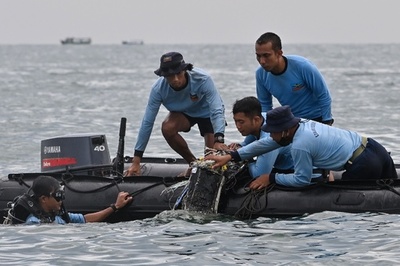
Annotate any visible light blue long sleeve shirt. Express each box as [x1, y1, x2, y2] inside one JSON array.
[[25, 213, 86, 224], [235, 136, 281, 160], [240, 131, 293, 178], [256, 55, 332, 122], [274, 120, 361, 187], [234, 120, 361, 187], [135, 67, 225, 154]]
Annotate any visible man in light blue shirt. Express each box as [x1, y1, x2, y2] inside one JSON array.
[[227, 96, 293, 185], [125, 52, 227, 176], [255, 32, 333, 125], [206, 106, 398, 188]]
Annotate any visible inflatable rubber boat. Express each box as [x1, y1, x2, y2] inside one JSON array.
[[1, 118, 400, 223]]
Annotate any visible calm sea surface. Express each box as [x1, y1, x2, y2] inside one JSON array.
[[0, 44, 400, 265]]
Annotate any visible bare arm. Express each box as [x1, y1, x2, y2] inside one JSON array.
[[84, 192, 133, 222], [124, 156, 142, 176]]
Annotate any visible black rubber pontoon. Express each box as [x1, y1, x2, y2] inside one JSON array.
[[1, 117, 400, 223]]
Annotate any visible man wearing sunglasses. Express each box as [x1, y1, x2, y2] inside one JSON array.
[[6, 175, 132, 224], [125, 52, 227, 177]]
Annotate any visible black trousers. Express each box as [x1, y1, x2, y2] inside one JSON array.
[[343, 138, 398, 180]]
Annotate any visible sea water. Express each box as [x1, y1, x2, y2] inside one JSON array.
[[0, 44, 400, 265]]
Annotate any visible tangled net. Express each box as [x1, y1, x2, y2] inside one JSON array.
[[190, 147, 245, 179]]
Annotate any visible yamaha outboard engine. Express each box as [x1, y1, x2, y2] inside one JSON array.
[[41, 134, 112, 175]]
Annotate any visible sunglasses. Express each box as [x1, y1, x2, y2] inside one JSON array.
[[50, 189, 65, 202]]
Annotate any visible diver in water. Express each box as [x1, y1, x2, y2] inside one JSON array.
[[4, 175, 132, 225]]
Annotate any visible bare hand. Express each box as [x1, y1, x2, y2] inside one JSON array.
[[114, 191, 133, 209], [249, 174, 270, 190], [204, 154, 231, 169], [124, 161, 141, 177], [213, 142, 229, 151], [227, 143, 241, 151]]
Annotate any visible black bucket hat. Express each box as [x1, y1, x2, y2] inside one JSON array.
[[154, 52, 191, 77], [261, 105, 300, 133]]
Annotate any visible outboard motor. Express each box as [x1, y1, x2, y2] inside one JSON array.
[[41, 134, 111, 175]]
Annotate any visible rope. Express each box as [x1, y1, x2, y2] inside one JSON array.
[[375, 179, 400, 197], [60, 173, 123, 194], [234, 184, 275, 219], [129, 181, 165, 197]]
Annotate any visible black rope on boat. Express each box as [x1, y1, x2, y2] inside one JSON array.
[[61, 173, 184, 196], [10, 172, 185, 199], [10, 174, 32, 189], [375, 179, 400, 197], [129, 182, 164, 197], [60, 164, 116, 175], [234, 184, 275, 220], [127, 175, 187, 197], [311, 178, 400, 192], [60, 173, 124, 194]]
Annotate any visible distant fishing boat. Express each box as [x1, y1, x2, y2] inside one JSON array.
[[122, 39, 144, 45], [60, 37, 91, 45]]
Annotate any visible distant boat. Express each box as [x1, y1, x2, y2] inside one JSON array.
[[122, 39, 144, 45], [61, 37, 91, 45]]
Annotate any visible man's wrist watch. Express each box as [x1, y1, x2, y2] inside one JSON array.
[[214, 135, 224, 143], [110, 203, 118, 212]]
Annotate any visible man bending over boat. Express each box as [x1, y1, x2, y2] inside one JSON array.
[[5, 175, 132, 224], [125, 52, 227, 176], [227, 96, 293, 187], [206, 106, 398, 188]]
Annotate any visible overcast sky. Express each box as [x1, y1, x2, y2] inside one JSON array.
[[1, 0, 399, 45]]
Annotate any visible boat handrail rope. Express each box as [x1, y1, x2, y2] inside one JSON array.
[[60, 173, 123, 194], [60, 173, 183, 195], [127, 175, 186, 198], [129, 182, 164, 197], [7, 173, 126, 199], [311, 179, 400, 191], [12, 174, 31, 189], [52, 164, 115, 174]]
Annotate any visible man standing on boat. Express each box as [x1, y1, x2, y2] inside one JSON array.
[[255, 32, 334, 125], [125, 52, 227, 176]]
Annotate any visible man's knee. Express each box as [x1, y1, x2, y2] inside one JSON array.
[[162, 122, 177, 137], [162, 120, 190, 138]]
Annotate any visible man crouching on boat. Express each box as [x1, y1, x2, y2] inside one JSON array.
[[5, 175, 132, 225], [125, 52, 227, 176], [206, 105, 398, 189]]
